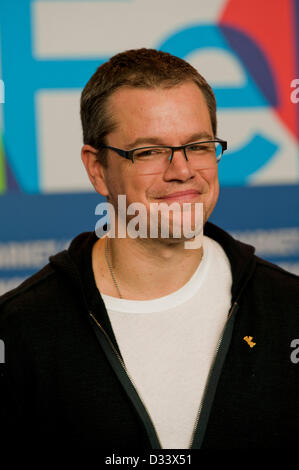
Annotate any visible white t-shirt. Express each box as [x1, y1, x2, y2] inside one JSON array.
[[101, 235, 232, 449]]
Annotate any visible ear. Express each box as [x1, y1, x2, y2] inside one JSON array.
[[81, 144, 109, 196]]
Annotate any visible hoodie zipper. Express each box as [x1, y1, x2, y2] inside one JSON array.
[[188, 301, 239, 448], [89, 311, 162, 449], [188, 327, 225, 448], [89, 301, 239, 450]]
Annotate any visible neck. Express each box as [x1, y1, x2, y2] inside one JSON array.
[[92, 234, 204, 300]]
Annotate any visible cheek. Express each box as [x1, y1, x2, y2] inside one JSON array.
[[207, 168, 219, 203], [208, 167, 219, 191], [199, 167, 219, 214], [105, 162, 130, 197], [111, 173, 150, 208], [199, 166, 218, 182], [196, 167, 219, 196]]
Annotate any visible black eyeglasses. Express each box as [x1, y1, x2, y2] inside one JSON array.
[[97, 139, 227, 175]]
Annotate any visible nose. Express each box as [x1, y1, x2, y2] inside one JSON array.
[[163, 148, 195, 181]]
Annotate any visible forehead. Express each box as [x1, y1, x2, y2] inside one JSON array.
[[107, 82, 213, 145]]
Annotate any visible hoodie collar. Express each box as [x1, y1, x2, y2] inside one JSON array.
[[204, 222, 256, 301], [49, 222, 257, 353], [50, 221, 257, 310]]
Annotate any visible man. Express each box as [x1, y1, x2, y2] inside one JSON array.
[[1, 48, 299, 451]]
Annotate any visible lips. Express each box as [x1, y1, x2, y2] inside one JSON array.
[[159, 190, 201, 200]]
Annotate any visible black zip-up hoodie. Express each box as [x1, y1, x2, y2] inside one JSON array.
[[1, 221, 299, 451]]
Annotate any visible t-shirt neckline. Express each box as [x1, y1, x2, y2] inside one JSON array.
[[101, 236, 211, 313]]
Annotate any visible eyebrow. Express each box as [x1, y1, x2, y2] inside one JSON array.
[[126, 132, 214, 149]]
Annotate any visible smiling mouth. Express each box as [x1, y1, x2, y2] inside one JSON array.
[[158, 190, 202, 201]]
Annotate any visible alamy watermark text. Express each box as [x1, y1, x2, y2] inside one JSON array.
[[95, 195, 204, 249]]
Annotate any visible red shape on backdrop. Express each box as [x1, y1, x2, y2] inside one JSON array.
[[219, 0, 298, 140]]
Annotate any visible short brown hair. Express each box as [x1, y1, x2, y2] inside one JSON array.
[[80, 48, 217, 166]]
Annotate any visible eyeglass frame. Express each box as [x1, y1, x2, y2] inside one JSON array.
[[97, 138, 228, 164]]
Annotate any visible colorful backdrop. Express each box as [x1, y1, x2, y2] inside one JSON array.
[[0, 0, 298, 294]]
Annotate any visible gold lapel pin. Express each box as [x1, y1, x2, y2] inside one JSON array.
[[243, 336, 256, 348]]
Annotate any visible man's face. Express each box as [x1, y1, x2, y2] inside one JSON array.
[[101, 81, 220, 239]]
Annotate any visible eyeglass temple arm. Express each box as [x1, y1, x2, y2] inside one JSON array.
[[99, 145, 132, 160]]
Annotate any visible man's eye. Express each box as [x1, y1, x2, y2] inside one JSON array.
[[137, 150, 156, 157], [134, 148, 166, 157], [189, 145, 206, 151], [188, 144, 213, 152]]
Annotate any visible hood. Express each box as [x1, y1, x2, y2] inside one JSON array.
[[49, 221, 257, 308], [48, 222, 257, 358], [204, 222, 256, 302], [49, 231, 98, 313]]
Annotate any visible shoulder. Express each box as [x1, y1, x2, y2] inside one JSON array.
[[254, 255, 299, 293], [255, 255, 299, 278], [0, 256, 68, 331], [0, 230, 96, 325], [205, 222, 299, 309]]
